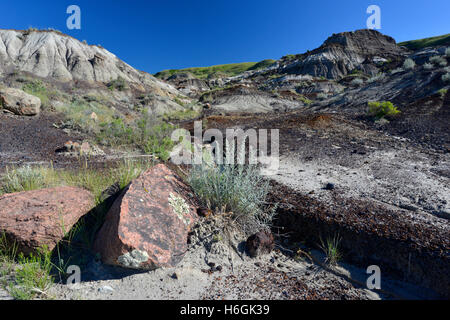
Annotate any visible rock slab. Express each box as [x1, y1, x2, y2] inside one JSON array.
[[93, 164, 198, 269], [0, 186, 94, 254], [0, 87, 41, 116]]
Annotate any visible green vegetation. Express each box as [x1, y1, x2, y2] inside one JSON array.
[[154, 59, 276, 80], [438, 88, 448, 97], [403, 58, 416, 70], [443, 73, 450, 83], [398, 33, 450, 50], [429, 55, 448, 67], [52, 99, 178, 161], [188, 142, 274, 235], [368, 101, 401, 120], [97, 109, 177, 161], [22, 80, 59, 108], [107, 76, 128, 91], [54, 99, 116, 134], [0, 233, 53, 300], [0, 159, 152, 203], [162, 107, 201, 121], [319, 234, 342, 266]]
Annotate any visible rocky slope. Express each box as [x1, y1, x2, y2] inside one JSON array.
[[0, 28, 188, 116]]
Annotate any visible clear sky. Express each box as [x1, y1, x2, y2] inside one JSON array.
[[1, 0, 449, 74]]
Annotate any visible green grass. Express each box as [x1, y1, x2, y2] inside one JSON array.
[[398, 33, 450, 50], [319, 234, 342, 266], [0, 159, 153, 202], [0, 234, 53, 300], [154, 59, 276, 80], [22, 80, 60, 109]]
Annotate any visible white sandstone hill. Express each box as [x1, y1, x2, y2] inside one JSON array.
[[0, 29, 177, 93]]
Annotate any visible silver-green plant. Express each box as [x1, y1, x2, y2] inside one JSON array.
[[188, 140, 273, 234], [403, 58, 415, 70]]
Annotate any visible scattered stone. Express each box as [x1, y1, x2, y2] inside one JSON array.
[[56, 140, 104, 157], [98, 285, 114, 294], [325, 183, 335, 190], [0, 186, 94, 254], [0, 87, 41, 116], [246, 230, 275, 258], [93, 164, 198, 270]]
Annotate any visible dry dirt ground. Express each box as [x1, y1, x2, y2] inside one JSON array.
[[0, 110, 448, 299]]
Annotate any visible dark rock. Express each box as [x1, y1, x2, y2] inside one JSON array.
[[246, 230, 275, 258], [325, 183, 335, 190]]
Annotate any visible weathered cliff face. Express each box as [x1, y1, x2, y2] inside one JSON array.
[[0, 29, 178, 94], [283, 29, 408, 79]]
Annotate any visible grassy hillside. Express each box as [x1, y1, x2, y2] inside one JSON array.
[[398, 33, 450, 50], [154, 59, 276, 80]]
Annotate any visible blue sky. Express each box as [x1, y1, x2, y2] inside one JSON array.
[[1, 0, 449, 74]]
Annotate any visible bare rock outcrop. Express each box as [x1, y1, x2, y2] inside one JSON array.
[[93, 164, 198, 270], [0, 186, 95, 254], [0, 87, 41, 116], [0, 29, 179, 96], [283, 29, 408, 79]]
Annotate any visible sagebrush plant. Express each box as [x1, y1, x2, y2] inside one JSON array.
[[0, 165, 57, 194], [429, 55, 448, 67], [423, 62, 434, 70], [442, 73, 450, 83], [319, 234, 342, 266], [188, 141, 274, 234], [351, 78, 364, 86], [368, 101, 400, 120], [107, 76, 128, 91], [403, 58, 416, 70], [367, 73, 385, 83]]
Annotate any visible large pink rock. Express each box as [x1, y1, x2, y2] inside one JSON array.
[[0, 186, 95, 254], [93, 164, 198, 269]]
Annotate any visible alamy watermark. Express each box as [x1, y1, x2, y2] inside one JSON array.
[[66, 5, 81, 30], [366, 265, 381, 290], [366, 5, 381, 30], [169, 121, 280, 176]]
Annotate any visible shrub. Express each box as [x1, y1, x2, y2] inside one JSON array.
[[0, 166, 57, 194], [367, 73, 386, 83], [188, 142, 273, 235], [390, 68, 403, 74], [423, 63, 434, 70], [446, 47, 450, 57], [351, 78, 364, 86], [368, 101, 400, 119], [403, 58, 415, 70], [316, 92, 327, 100], [107, 76, 128, 91], [442, 73, 450, 83], [429, 55, 448, 67]]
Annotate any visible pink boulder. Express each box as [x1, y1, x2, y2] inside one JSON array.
[[0, 186, 95, 254], [93, 164, 198, 269]]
